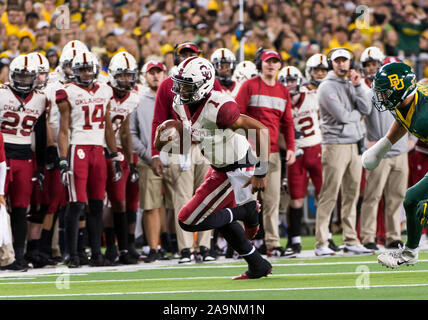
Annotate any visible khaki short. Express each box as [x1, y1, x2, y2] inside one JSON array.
[[137, 161, 174, 211]]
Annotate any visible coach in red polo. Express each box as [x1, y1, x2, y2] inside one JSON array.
[[235, 49, 295, 257]]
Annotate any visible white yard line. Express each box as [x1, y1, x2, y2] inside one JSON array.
[[1, 269, 428, 285], [2, 283, 428, 299]]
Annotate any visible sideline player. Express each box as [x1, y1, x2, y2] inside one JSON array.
[[103, 51, 140, 265], [278, 65, 323, 257], [56, 51, 121, 268]]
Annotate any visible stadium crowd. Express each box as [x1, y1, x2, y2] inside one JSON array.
[[0, 0, 428, 273]]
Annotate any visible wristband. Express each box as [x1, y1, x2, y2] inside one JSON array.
[[254, 161, 268, 178], [59, 157, 68, 169]]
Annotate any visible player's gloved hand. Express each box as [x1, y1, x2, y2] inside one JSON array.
[[58, 157, 72, 187], [129, 163, 139, 183], [362, 137, 392, 170], [111, 152, 123, 182], [33, 168, 45, 191], [46, 146, 59, 170]]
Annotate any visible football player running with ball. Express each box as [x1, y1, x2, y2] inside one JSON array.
[[363, 62, 428, 268], [155, 56, 272, 279]]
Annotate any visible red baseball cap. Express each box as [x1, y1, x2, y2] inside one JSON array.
[[144, 61, 166, 72], [175, 42, 199, 55], [261, 50, 281, 62]]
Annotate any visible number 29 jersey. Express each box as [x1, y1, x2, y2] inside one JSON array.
[[0, 84, 47, 145], [56, 82, 113, 146]]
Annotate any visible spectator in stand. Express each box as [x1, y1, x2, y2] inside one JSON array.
[[314, 47, 372, 256], [235, 48, 295, 257]]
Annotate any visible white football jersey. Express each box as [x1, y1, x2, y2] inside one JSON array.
[[58, 82, 113, 146], [219, 80, 241, 98], [0, 84, 47, 145], [45, 80, 66, 143], [110, 89, 139, 148], [292, 87, 322, 148], [173, 91, 250, 167]]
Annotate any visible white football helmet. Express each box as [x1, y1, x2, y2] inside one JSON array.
[[305, 53, 329, 86], [72, 51, 100, 86], [62, 40, 88, 54], [59, 45, 90, 81], [278, 66, 304, 96], [9, 54, 38, 93], [360, 46, 385, 66], [172, 56, 215, 104], [108, 51, 138, 91], [210, 48, 236, 84], [27, 52, 50, 89], [232, 60, 258, 82]]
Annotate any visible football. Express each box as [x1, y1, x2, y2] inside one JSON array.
[[154, 119, 186, 154]]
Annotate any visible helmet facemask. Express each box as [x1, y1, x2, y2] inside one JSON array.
[[72, 62, 99, 86], [11, 69, 37, 93], [172, 76, 205, 104], [112, 69, 137, 92]]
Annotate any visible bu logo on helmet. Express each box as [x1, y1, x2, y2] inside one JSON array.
[[388, 74, 404, 90], [200, 65, 212, 80]]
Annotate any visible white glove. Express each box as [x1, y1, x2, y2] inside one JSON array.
[[362, 137, 392, 170]]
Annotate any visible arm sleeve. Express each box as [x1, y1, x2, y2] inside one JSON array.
[[34, 111, 47, 168], [318, 87, 362, 123], [234, 80, 251, 114], [281, 89, 295, 152], [151, 80, 173, 158], [216, 101, 241, 129], [130, 109, 150, 163]]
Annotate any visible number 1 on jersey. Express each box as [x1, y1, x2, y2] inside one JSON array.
[[82, 104, 104, 130]]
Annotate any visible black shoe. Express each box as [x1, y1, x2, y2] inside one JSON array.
[[178, 248, 192, 264], [197, 246, 216, 262], [267, 247, 285, 257], [233, 259, 272, 280], [26, 252, 49, 268], [284, 243, 302, 257], [119, 251, 138, 265], [386, 240, 404, 249], [68, 255, 80, 268], [127, 242, 141, 260], [328, 239, 340, 252], [1, 260, 28, 272], [78, 251, 89, 265], [144, 249, 158, 263], [89, 254, 104, 267], [157, 248, 170, 260], [104, 246, 118, 265], [364, 242, 379, 251]]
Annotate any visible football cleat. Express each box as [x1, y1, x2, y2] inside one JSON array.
[[378, 245, 418, 269], [232, 259, 272, 280]]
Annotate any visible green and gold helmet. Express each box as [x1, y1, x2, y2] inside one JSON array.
[[371, 62, 417, 112]]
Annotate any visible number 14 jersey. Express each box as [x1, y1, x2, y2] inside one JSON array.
[[56, 82, 113, 146]]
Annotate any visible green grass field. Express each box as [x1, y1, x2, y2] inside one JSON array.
[[1, 235, 427, 301]]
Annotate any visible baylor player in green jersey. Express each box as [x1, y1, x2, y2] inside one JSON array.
[[362, 62, 428, 268]]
